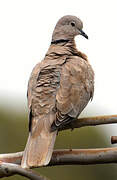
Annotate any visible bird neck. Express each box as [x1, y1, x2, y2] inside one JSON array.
[[51, 39, 69, 45], [47, 39, 78, 56], [46, 39, 88, 61]]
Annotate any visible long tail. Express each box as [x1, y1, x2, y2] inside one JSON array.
[[21, 128, 57, 168]]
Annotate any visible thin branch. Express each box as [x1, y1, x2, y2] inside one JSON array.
[[0, 151, 22, 165], [0, 162, 49, 179], [59, 114, 117, 131], [1, 148, 117, 167], [0, 114, 117, 178], [50, 148, 117, 166]]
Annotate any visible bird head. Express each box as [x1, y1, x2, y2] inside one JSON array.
[[52, 15, 88, 43]]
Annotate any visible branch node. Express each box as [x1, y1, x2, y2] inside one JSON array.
[[111, 136, 117, 144]]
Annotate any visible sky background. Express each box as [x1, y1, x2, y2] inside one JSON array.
[[0, 0, 117, 135]]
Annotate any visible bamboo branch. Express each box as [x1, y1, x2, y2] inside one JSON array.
[[0, 162, 49, 180]]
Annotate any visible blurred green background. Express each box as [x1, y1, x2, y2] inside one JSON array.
[[0, 102, 117, 180]]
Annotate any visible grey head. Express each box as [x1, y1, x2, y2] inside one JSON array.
[[52, 15, 88, 43]]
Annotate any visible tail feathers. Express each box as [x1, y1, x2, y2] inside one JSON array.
[[21, 131, 57, 168]]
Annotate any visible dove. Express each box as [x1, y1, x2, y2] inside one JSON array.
[[21, 15, 94, 168]]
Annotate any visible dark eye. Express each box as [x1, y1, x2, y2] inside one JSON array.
[[71, 22, 75, 27]]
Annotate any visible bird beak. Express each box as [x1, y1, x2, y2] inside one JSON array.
[[79, 29, 88, 39]]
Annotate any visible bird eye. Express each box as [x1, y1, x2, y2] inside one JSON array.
[[71, 22, 75, 27]]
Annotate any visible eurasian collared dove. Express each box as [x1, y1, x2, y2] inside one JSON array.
[[21, 15, 94, 168]]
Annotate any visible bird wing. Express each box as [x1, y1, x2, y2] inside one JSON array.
[[27, 57, 67, 132], [51, 56, 94, 131], [27, 62, 42, 131]]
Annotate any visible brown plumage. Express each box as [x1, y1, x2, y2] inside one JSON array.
[[21, 15, 94, 168]]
